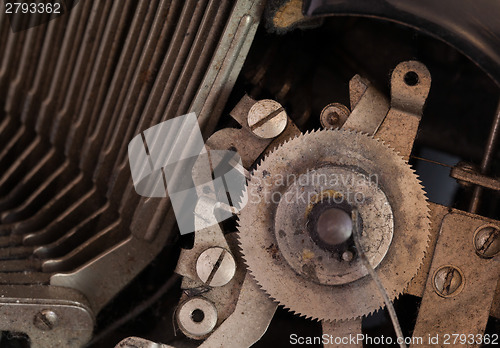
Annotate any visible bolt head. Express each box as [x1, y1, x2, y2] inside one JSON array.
[[320, 103, 350, 128], [433, 265, 464, 297], [474, 224, 500, 258], [33, 310, 58, 331], [196, 247, 236, 287], [248, 99, 287, 139]]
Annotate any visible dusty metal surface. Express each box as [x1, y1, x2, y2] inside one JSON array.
[[412, 211, 500, 347], [406, 203, 449, 298], [469, 101, 500, 212], [273, 165, 394, 285], [343, 75, 390, 135], [172, 93, 294, 342], [451, 162, 500, 192], [0, 285, 94, 348], [247, 99, 288, 138], [49, 0, 263, 314], [238, 128, 430, 321], [322, 319, 362, 348], [375, 61, 431, 160], [3, 2, 498, 341], [0, 0, 267, 344], [197, 273, 277, 348], [167, 94, 299, 346], [115, 337, 170, 348]]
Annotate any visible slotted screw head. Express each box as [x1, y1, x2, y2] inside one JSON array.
[[247, 99, 287, 139], [474, 224, 500, 258], [433, 265, 464, 297], [196, 247, 236, 287], [33, 310, 58, 331]]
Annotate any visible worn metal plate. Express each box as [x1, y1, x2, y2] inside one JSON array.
[[412, 211, 500, 347]]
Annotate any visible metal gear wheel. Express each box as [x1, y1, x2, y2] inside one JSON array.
[[237, 129, 430, 321]]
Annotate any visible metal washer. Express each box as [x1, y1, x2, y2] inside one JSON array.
[[177, 297, 218, 338], [274, 165, 394, 285]]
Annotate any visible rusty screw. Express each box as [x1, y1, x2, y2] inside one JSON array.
[[320, 103, 350, 129], [196, 247, 236, 287], [247, 99, 287, 139], [474, 224, 500, 258], [33, 309, 58, 331], [342, 250, 354, 262], [433, 265, 464, 297]]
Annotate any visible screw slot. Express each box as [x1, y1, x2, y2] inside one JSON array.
[[404, 71, 419, 86], [247, 99, 287, 139], [33, 310, 58, 331], [433, 265, 464, 297], [196, 247, 236, 287], [474, 224, 500, 258]]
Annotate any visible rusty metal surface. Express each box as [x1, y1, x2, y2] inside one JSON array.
[[451, 162, 500, 192], [406, 203, 449, 298], [2, 0, 498, 342], [0, 0, 266, 344], [322, 319, 362, 348], [238, 128, 430, 321], [412, 211, 500, 347], [173, 93, 292, 340], [343, 76, 389, 135], [375, 61, 431, 160], [170, 94, 298, 346], [197, 273, 277, 348], [320, 103, 351, 129], [469, 100, 500, 212], [0, 285, 94, 348], [116, 337, 170, 348]]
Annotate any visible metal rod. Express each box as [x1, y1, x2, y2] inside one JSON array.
[[410, 155, 453, 168], [351, 209, 407, 348], [469, 100, 500, 213]]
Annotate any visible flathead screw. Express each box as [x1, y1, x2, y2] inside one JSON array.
[[33, 310, 58, 331], [433, 265, 464, 297], [196, 247, 236, 287], [248, 99, 287, 139], [474, 224, 500, 258]]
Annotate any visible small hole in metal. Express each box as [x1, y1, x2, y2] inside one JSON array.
[[404, 71, 419, 86], [191, 309, 205, 323]]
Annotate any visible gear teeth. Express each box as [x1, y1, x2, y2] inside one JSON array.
[[237, 129, 431, 322], [265, 131, 303, 159]]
